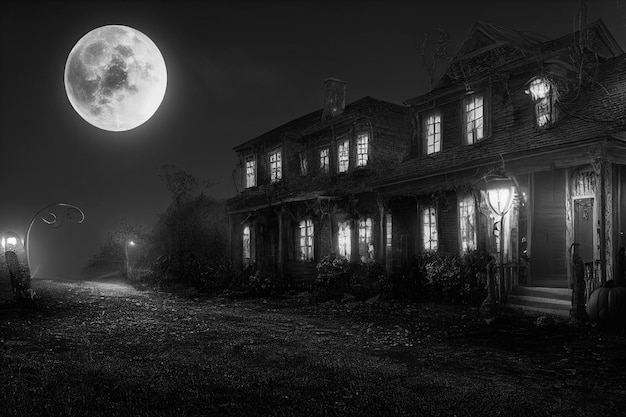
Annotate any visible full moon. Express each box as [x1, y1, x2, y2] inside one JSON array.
[[64, 25, 167, 132]]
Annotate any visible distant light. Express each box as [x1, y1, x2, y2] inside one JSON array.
[[128, 241, 136, 246]]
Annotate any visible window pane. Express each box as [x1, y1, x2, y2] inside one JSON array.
[[357, 133, 369, 167], [338, 140, 349, 172]]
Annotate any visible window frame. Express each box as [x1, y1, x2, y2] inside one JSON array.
[[423, 111, 442, 155], [298, 218, 314, 261], [244, 154, 256, 188], [356, 132, 369, 167], [243, 225, 251, 265], [463, 92, 488, 145], [458, 195, 477, 253], [358, 217, 374, 262], [268, 148, 282, 183], [527, 77, 556, 128], [337, 139, 350, 173], [421, 206, 438, 251], [337, 220, 351, 259], [319, 146, 330, 174]]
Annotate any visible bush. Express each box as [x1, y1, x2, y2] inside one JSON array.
[[404, 249, 493, 305], [313, 254, 351, 298], [313, 255, 390, 301], [347, 261, 390, 300], [226, 264, 287, 298]]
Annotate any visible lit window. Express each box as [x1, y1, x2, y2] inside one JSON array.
[[385, 213, 392, 270], [299, 153, 308, 176], [320, 148, 330, 174], [422, 206, 438, 250], [358, 217, 374, 262], [245, 155, 256, 188], [465, 94, 484, 144], [338, 140, 349, 173], [459, 196, 476, 252], [243, 226, 251, 264], [386, 213, 392, 248], [298, 219, 314, 261], [356, 133, 369, 167], [528, 78, 555, 127], [337, 220, 351, 259], [269, 150, 282, 183], [424, 112, 441, 154]]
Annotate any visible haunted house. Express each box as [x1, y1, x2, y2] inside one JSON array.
[[373, 20, 626, 316], [227, 79, 412, 284]]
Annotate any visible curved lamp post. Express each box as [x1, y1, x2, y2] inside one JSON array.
[[24, 203, 85, 274]]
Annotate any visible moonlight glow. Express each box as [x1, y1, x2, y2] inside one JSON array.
[[64, 25, 167, 132]]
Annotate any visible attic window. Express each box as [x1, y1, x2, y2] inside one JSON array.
[[527, 78, 555, 127]]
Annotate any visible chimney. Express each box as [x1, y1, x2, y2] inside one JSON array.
[[322, 78, 347, 121]]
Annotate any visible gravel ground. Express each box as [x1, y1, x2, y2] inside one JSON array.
[[1, 277, 625, 416]]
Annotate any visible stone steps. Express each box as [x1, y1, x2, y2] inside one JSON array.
[[503, 286, 572, 318]]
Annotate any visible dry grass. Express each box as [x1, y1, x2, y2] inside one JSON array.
[[1, 278, 625, 416]]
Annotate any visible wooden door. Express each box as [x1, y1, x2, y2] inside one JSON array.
[[530, 170, 568, 287]]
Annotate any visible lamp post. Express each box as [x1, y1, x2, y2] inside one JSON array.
[[25, 203, 85, 275], [125, 240, 136, 277], [480, 177, 516, 313]]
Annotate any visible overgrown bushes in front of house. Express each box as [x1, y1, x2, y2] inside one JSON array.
[[313, 254, 389, 301], [225, 264, 288, 298], [311, 250, 492, 304], [418, 249, 494, 305]]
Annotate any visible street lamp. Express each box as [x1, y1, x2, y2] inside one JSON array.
[[125, 240, 136, 277], [479, 176, 516, 313]]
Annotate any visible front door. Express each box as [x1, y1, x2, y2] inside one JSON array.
[[530, 169, 568, 287], [573, 198, 594, 264]]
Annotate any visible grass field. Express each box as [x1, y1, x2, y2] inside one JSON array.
[[1, 278, 626, 416]]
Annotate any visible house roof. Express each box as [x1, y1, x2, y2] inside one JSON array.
[[408, 19, 623, 105], [375, 53, 626, 193], [232, 96, 406, 152]]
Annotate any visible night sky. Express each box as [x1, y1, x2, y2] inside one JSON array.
[[1, 0, 624, 278]]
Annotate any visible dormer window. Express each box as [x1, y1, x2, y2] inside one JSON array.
[[269, 149, 282, 183], [356, 133, 369, 167], [464, 93, 485, 144], [245, 155, 256, 188], [424, 112, 441, 154], [338, 139, 349, 173], [527, 78, 556, 127]]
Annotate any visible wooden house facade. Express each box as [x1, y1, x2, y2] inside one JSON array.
[[373, 20, 626, 315], [227, 79, 412, 284]]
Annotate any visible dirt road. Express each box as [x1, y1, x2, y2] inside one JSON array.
[[1, 278, 625, 416]]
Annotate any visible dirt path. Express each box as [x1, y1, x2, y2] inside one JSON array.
[[1, 278, 626, 416]]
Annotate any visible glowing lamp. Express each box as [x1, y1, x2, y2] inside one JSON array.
[[485, 177, 515, 217]]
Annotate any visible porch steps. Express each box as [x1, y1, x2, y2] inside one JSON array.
[[503, 287, 572, 318]]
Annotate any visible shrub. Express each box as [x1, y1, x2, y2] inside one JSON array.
[[226, 264, 287, 298], [347, 261, 390, 300], [314, 254, 351, 297], [408, 249, 493, 304]]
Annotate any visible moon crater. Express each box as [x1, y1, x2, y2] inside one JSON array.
[[64, 25, 167, 132]]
